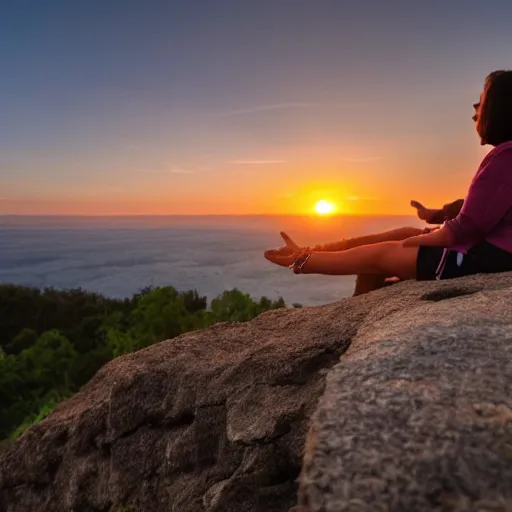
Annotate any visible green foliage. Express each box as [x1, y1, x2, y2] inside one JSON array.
[[9, 398, 59, 441], [0, 329, 76, 439], [0, 284, 286, 440], [7, 328, 38, 353], [210, 289, 285, 323]]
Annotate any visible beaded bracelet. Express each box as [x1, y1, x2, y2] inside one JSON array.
[[290, 250, 313, 274]]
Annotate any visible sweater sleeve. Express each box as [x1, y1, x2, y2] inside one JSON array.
[[444, 148, 512, 245]]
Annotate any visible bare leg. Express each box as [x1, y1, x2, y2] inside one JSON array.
[[343, 227, 423, 249], [277, 227, 425, 295], [303, 242, 419, 281], [316, 227, 423, 296], [318, 226, 424, 251], [353, 274, 387, 296]]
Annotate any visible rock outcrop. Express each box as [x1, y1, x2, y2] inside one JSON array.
[[0, 294, 357, 512], [1, 273, 512, 512], [298, 273, 512, 512]]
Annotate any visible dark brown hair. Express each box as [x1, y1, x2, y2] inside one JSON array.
[[478, 70, 512, 146]]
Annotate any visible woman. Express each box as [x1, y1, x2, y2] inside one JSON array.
[[264, 70, 512, 283], [275, 198, 465, 295], [270, 198, 464, 295]]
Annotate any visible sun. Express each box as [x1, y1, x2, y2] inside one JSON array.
[[314, 200, 336, 215]]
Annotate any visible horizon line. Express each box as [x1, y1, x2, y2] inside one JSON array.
[[0, 213, 418, 218]]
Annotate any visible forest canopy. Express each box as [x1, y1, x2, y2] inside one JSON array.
[[0, 284, 286, 442]]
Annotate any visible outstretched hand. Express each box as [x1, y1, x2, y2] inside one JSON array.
[[264, 232, 303, 267]]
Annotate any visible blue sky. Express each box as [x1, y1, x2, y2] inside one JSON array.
[[1, 0, 511, 214]]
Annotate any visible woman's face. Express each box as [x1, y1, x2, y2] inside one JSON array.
[[473, 90, 485, 144]]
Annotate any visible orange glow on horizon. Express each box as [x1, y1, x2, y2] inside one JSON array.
[[0, 158, 466, 217], [0, 192, 455, 217]]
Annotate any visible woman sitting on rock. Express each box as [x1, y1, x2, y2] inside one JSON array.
[[273, 198, 464, 295], [264, 70, 512, 284]]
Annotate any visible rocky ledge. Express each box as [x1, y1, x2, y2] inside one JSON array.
[[1, 273, 512, 512]]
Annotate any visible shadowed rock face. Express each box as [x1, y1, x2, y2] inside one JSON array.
[[0, 295, 359, 512], [1, 272, 512, 512]]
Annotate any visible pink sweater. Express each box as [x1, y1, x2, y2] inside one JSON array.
[[445, 141, 512, 254]]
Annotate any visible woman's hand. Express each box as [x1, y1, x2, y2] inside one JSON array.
[[410, 200, 445, 224], [264, 232, 303, 267]]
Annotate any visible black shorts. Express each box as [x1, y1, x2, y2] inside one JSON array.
[[417, 241, 512, 281]]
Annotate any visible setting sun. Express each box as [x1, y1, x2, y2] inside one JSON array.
[[314, 200, 336, 215]]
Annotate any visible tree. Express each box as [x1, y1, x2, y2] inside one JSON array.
[[20, 330, 77, 391], [179, 290, 208, 314], [130, 286, 196, 345], [0, 284, 286, 441], [0, 329, 77, 439], [5, 328, 38, 354], [209, 290, 285, 323]]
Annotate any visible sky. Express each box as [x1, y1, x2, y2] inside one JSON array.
[[1, 0, 511, 216]]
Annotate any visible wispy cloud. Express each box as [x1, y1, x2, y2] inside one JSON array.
[[103, 185, 126, 192], [169, 167, 195, 174], [346, 195, 381, 201], [229, 160, 286, 165], [340, 156, 383, 163], [212, 103, 318, 117], [140, 165, 196, 174], [212, 100, 377, 118]]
